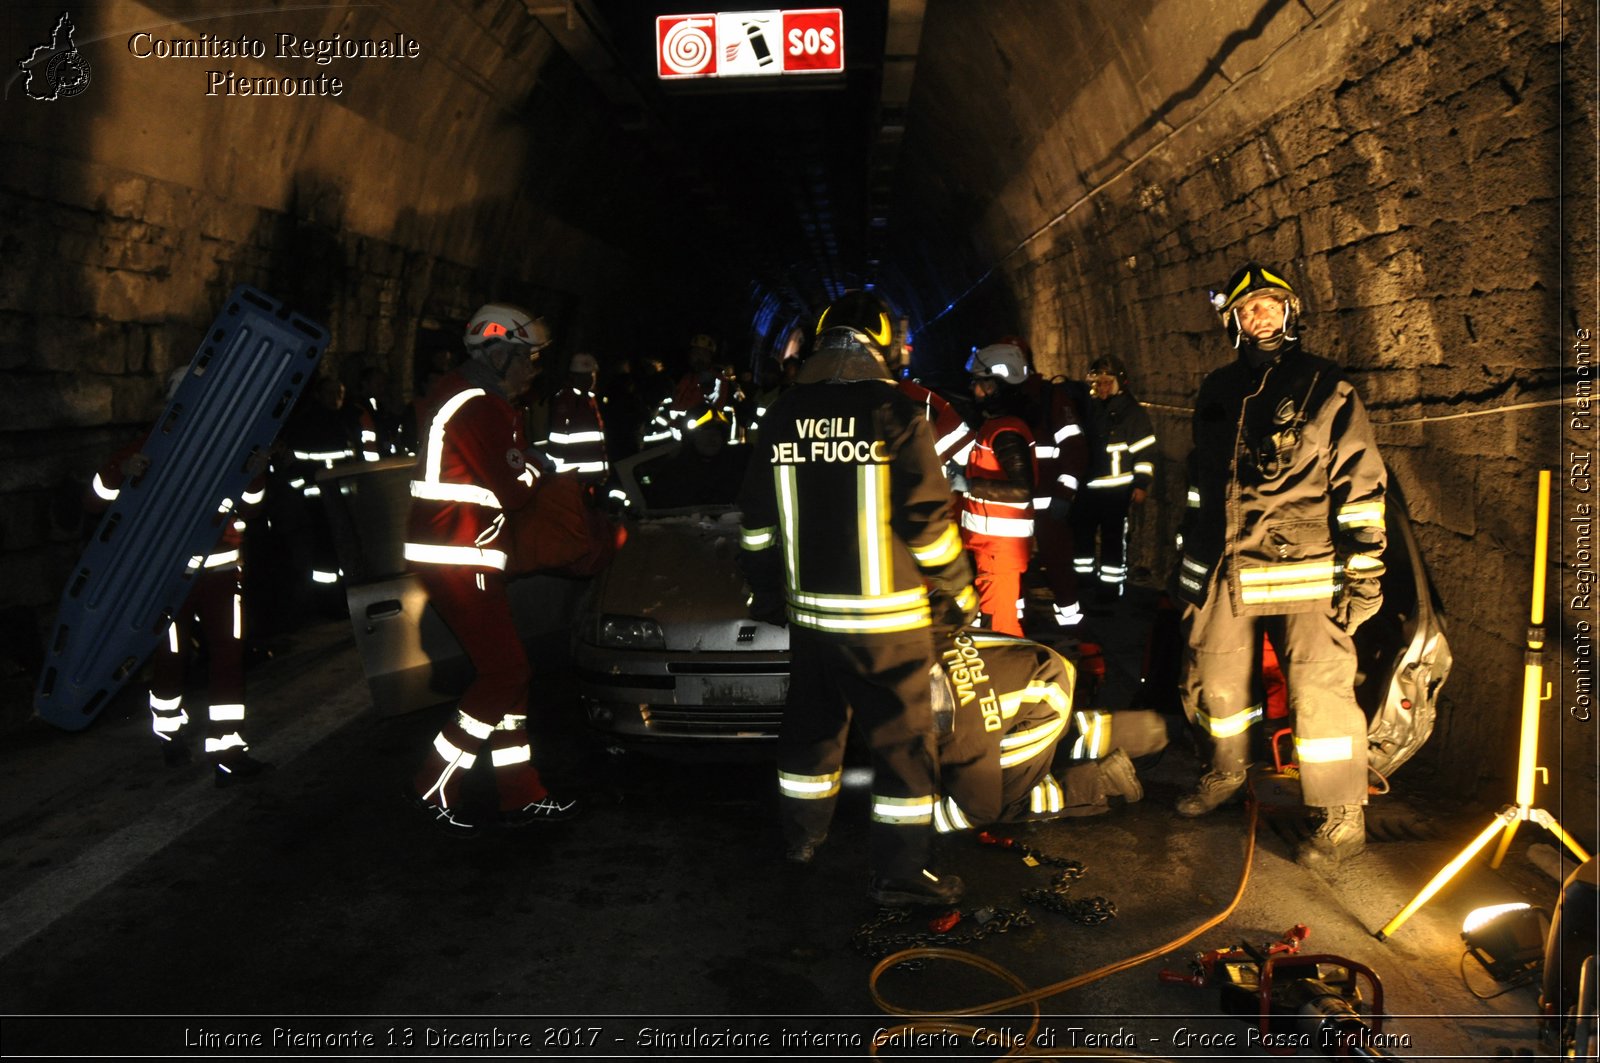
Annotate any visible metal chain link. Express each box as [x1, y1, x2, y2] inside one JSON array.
[[851, 905, 1036, 967]]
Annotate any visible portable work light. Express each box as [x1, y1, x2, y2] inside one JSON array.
[[1461, 902, 1549, 982]]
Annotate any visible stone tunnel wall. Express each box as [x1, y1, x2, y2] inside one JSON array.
[[898, 0, 1596, 825], [0, 0, 718, 723]]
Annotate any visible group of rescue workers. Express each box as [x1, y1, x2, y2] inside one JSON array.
[[98, 258, 1387, 903]]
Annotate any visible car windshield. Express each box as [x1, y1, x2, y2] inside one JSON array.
[[620, 441, 752, 515]]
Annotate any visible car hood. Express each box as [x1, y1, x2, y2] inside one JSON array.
[[590, 513, 786, 652]]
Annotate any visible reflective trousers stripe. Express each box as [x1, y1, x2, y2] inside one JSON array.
[[871, 794, 935, 825], [778, 769, 841, 799], [1195, 704, 1263, 739]]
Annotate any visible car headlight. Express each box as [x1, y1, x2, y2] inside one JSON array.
[[599, 615, 666, 649]]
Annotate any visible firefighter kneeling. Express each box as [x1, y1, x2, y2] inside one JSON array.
[[932, 629, 1164, 832]]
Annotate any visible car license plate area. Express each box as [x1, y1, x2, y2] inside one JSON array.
[[677, 675, 788, 706]]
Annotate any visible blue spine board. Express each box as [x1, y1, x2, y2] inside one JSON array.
[[36, 285, 328, 730]]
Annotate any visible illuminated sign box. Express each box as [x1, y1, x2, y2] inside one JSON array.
[[656, 8, 844, 80]]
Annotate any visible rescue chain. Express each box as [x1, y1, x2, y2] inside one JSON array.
[[980, 830, 1119, 925], [852, 906, 1035, 968]]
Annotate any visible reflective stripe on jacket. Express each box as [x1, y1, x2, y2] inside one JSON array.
[[739, 347, 974, 637], [961, 416, 1036, 539], [1084, 391, 1156, 491], [546, 387, 609, 479], [404, 369, 540, 572]]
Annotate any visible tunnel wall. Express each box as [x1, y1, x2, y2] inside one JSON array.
[[0, 0, 720, 723], [897, 0, 1594, 823]]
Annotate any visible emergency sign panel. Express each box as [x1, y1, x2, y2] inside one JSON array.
[[656, 8, 843, 80]]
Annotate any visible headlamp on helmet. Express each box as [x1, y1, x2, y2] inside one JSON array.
[[1213, 262, 1302, 350], [966, 343, 1030, 384]]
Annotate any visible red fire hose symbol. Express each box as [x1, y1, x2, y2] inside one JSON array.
[[662, 17, 714, 76]]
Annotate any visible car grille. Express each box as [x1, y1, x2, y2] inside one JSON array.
[[666, 661, 788, 675], [640, 706, 783, 737]]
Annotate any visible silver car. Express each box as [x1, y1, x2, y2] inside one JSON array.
[[574, 441, 789, 742]]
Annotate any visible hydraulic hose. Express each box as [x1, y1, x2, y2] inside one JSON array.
[[866, 796, 1261, 1059]]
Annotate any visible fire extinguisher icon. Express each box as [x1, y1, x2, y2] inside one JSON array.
[[743, 20, 774, 66]]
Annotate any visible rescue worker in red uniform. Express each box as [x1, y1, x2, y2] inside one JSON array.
[[931, 630, 1153, 832], [1173, 263, 1386, 868], [740, 290, 979, 907], [961, 344, 1037, 637], [86, 379, 270, 786], [403, 303, 580, 835], [546, 352, 609, 484], [1074, 355, 1156, 602]]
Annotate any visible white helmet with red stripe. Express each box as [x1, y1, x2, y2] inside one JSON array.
[[464, 303, 552, 355]]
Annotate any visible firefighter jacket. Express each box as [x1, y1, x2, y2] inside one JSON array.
[[961, 416, 1037, 540], [88, 435, 264, 570], [1084, 391, 1156, 492], [739, 345, 976, 637], [1175, 342, 1386, 615], [546, 386, 608, 481], [404, 363, 542, 573], [933, 630, 1073, 829], [897, 378, 976, 468], [1021, 376, 1088, 509]]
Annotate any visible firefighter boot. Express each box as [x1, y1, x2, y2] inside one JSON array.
[[868, 868, 966, 907], [1098, 748, 1143, 804], [1295, 804, 1365, 868], [785, 833, 827, 865], [1175, 770, 1247, 817]]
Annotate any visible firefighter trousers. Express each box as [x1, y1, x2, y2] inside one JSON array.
[[1071, 487, 1133, 593], [777, 629, 939, 880], [1181, 573, 1368, 807]]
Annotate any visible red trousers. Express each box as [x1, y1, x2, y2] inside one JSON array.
[[151, 565, 246, 753], [963, 532, 1030, 637]]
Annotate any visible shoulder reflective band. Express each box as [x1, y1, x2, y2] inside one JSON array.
[[422, 387, 488, 483], [1055, 423, 1082, 443], [935, 424, 972, 460], [778, 768, 840, 799], [871, 794, 934, 824], [1295, 734, 1355, 763], [1194, 704, 1263, 738]]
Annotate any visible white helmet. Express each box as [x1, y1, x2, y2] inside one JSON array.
[[966, 343, 1030, 384], [464, 303, 552, 355], [569, 352, 599, 375]]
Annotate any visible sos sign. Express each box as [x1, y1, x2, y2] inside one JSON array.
[[657, 8, 844, 80]]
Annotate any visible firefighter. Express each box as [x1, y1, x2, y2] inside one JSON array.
[[740, 289, 979, 907], [403, 302, 580, 835], [931, 630, 1153, 832], [1073, 355, 1156, 602], [1008, 337, 1091, 634], [962, 343, 1038, 637], [1173, 262, 1386, 867], [85, 373, 270, 786], [546, 352, 609, 484]]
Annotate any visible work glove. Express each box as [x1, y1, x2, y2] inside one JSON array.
[[1334, 577, 1383, 633], [748, 588, 787, 628]]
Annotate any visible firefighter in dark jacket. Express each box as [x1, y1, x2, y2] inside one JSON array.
[[1074, 354, 1156, 601], [1173, 262, 1386, 868], [739, 290, 979, 907], [404, 303, 580, 835], [931, 630, 1155, 831]]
